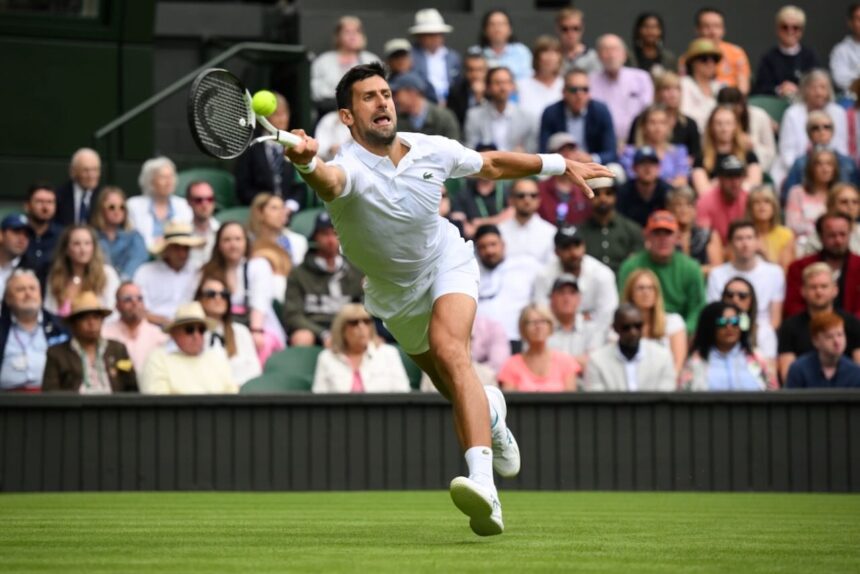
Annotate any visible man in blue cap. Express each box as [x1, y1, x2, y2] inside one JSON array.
[[0, 214, 38, 301], [616, 146, 671, 227], [390, 72, 460, 141]]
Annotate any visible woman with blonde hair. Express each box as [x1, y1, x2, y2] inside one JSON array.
[[692, 105, 763, 194], [785, 147, 840, 252], [620, 269, 687, 375], [126, 156, 193, 250], [312, 304, 410, 393], [248, 193, 293, 305], [310, 16, 379, 111], [745, 185, 795, 270], [44, 225, 120, 317], [497, 304, 580, 392], [91, 186, 148, 280]]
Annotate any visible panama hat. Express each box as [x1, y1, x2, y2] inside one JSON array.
[[409, 9, 453, 35], [66, 291, 112, 321], [683, 38, 723, 63], [163, 302, 217, 333], [150, 221, 205, 255]]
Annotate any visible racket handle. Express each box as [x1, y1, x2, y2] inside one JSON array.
[[276, 130, 302, 148]]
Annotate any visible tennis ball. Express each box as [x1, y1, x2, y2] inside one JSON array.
[[252, 90, 278, 117]]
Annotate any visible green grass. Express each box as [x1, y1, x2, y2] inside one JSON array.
[[1, 492, 858, 573]]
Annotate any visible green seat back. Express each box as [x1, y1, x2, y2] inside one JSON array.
[[262, 346, 324, 391], [396, 346, 424, 391], [176, 168, 238, 210], [240, 372, 304, 394], [748, 96, 791, 126], [215, 206, 250, 225], [290, 207, 324, 239]]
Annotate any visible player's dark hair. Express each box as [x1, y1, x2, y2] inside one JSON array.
[[335, 61, 387, 111], [695, 6, 724, 27], [815, 211, 852, 236], [727, 219, 755, 241], [26, 181, 55, 200], [689, 301, 752, 358], [474, 224, 501, 242]]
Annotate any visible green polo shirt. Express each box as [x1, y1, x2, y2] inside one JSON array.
[[578, 214, 644, 273], [617, 251, 706, 333]]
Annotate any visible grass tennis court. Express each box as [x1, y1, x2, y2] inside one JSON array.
[[1, 491, 857, 573]]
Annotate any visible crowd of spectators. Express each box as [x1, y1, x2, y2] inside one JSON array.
[[3, 4, 860, 395]]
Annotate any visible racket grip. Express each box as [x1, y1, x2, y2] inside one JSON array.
[[276, 130, 302, 148]]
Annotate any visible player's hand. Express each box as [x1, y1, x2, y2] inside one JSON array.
[[563, 159, 615, 199], [284, 129, 319, 166]]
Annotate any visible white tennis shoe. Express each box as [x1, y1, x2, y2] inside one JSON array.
[[449, 476, 504, 536], [485, 386, 521, 477]]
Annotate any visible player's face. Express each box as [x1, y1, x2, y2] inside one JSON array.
[[342, 76, 397, 147]]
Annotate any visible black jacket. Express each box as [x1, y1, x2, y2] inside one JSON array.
[[234, 141, 315, 208], [54, 180, 98, 227]]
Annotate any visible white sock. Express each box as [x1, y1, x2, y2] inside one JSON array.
[[464, 445, 495, 491]]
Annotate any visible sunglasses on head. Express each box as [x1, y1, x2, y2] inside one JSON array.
[[724, 290, 750, 301], [565, 86, 589, 94], [346, 318, 373, 327], [513, 192, 539, 199], [619, 321, 644, 332], [190, 196, 215, 205], [716, 316, 741, 328], [183, 324, 207, 335], [201, 289, 230, 300]]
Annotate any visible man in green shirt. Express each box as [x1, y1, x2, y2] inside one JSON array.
[[576, 177, 643, 273], [617, 210, 706, 333]]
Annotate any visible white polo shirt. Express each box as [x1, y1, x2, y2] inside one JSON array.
[[327, 133, 483, 318], [133, 259, 198, 319], [498, 214, 558, 265], [477, 255, 542, 341]]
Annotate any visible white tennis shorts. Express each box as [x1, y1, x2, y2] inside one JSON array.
[[365, 256, 479, 355]]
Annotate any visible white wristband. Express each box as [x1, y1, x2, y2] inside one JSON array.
[[538, 153, 566, 176], [294, 157, 318, 174]]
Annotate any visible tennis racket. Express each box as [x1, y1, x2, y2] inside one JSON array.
[[187, 68, 301, 159]]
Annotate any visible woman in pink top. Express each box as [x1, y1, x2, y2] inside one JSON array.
[[498, 304, 580, 392], [785, 147, 840, 254]]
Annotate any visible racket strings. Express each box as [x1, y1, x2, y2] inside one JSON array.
[[189, 71, 253, 159]]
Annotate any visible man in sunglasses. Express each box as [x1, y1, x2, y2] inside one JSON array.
[[102, 281, 169, 372], [584, 303, 676, 391], [498, 178, 557, 265], [185, 181, 221, 271], [752, 5, 821, 97], [577, 177, 643, 273], [139, 302, 236, 395], [555, 7, 601, 75]]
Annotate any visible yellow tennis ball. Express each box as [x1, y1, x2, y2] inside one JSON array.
[[252, 90, 278, 117]]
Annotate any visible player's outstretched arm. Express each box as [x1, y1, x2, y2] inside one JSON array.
[[478, 151, 615, 198], [283, 130, 347, 203]]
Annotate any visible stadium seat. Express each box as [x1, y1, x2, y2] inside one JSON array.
[[263, 345, 323, 391], [396, 346, 424, 391], [175, 167, 238, 209], [290, 207, 324, 238], [748, 96, 791, 126], [215, 206, 250, 224], [240, 372, 304, 394]]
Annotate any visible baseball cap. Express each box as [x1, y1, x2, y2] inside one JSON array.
[[551, 273, 579, 294], [388, 72, 428, 93], [644, 210, 679, 233], [310, 211, 334, 239], [554, 225, 584, 248], [384, 38, 412, 58], [547, 132, 578, 153], [1, 213, 29, 231], [715, 154, 746, 177], [633, 146, 660, 165]]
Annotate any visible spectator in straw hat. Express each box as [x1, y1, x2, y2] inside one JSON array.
[[42, 291, 137, 393], [139, 301, 236, 395], [680, 38, 725, 133], [132, 221, 204, 327], [409, 9, 461, 104]]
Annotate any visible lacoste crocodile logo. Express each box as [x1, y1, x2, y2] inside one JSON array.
[[423, 172, 433, 180]]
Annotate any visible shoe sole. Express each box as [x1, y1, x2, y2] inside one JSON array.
[[449, 477, 503, 537]]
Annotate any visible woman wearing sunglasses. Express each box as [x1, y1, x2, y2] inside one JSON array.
[[680, 38, 725, 137], [195, 276, 262, 387], [681, 301, 776, 390], [91, 186, 148, 280], [312, 304, 410, 393]]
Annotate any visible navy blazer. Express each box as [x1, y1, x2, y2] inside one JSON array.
[[539, 100, 618, 164], [411, 46, 462, 101], [0, 308, 69, 372], [54, 180, 99, 227], [234, 140, 314, 209]]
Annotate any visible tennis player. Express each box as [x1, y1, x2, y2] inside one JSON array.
[[284, 63, 613, 536]]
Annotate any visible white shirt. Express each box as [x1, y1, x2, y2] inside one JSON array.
[[188, 217, 220, 271], [547, 315, 605, 357], [706, 257, 785, 358], [830, 36, 860, 92], [477, 255, 542, 341], [314, 111, 353, 161], [680, 76, 723, 136], [312, 342, 411, 393], [207, 322, 262, 386], [533, 254, 618, 337], [133, 259, 198, 320], [229, 257, 285, 345], [498, 214, 558, 265], [328, 133, 482, 318], [489, 105, 515, 152], [126, 195, 194, 250], [516, 76, 563, 124], [0, 256, 21, 301], [617, 345, 643, 392], [282, 228, 309, 266], [424, 46, 451, 101]]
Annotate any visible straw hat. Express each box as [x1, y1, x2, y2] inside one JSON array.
[[683, 38, 723, 63], [408, 9, 453, 35], [163, 302, 218, 333], [150, 221, 205, 255], [66, 291, 112, 321]]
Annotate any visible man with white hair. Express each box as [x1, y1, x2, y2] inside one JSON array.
[[589, 34, 654, 144], [55, 148, 101, 226], [752, 5, 821, 97]]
